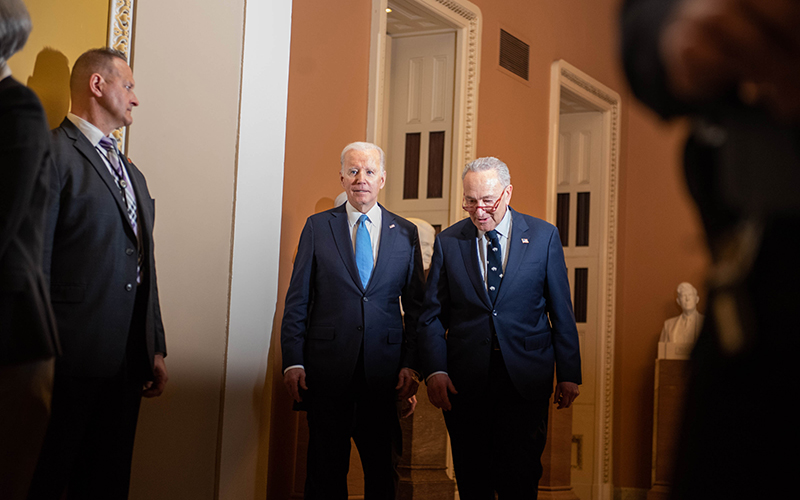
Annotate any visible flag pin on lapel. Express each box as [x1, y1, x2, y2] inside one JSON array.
[[389, 224, 396, 229], [521, 238, 529, 244]]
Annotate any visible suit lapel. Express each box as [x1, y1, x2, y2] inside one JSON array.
[[63, 120, 137, 242], [369, 205, 397, 292], [458, 221, 492, 308], [494, 208, 529, 305], [328, 206, 363, 291]]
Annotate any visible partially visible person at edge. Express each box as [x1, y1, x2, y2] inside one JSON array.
[[622, 0, 800, 497]]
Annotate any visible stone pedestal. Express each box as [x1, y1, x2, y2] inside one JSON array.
[[397, 394, 456, 500], [647, 359, 689, 500], [539, 403, 579, 500]]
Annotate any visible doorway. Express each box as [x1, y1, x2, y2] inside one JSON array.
[[547, 60, 620, 500]]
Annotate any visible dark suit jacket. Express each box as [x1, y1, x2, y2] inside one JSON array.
[[0, 76, 59, 365], [419, 208, 581, 400], [281, 203, 425, 394], [45, 118, 165, 378]]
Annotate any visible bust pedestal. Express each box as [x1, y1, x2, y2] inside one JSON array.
[[397, 393, 455, 500], [539, 402, 579, 500], [647, 359, 690, 500]]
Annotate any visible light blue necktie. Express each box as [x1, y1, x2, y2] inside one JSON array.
[[355, 214, 373, 288]]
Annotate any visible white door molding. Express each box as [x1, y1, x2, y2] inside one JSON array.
[[547, 59, 620, 500], [368, 0, 482, 226]]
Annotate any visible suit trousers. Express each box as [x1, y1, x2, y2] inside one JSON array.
[[28, 285, 149, 500], [444, 349, 550, 500], [303, 350, 401, 500], [0, 358, 54, 500]]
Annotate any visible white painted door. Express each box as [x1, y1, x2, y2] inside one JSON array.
[[386, 32, 456, 231], [557, 111, 605, 500]]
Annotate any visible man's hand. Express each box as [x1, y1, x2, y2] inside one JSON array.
[[284, 367, 308, 403], [554, 381, 579, 409], [399, 395, 417, 418], [661, 0, 800, 119], [395, 367, 419, 400], [426, 373, 457, 411], [142, 354, 168, 398]]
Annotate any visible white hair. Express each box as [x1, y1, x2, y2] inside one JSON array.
[[340, 142, 386, 174], [462, 156, 511, 187]]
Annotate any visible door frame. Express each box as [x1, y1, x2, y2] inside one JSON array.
[[367, 0, 482, 226], [546, 59, 620, 500]]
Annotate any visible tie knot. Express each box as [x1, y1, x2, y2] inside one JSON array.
[[358, 214, 370, 225], [98, 136, 116, 152], [485, 229, 499, 242]]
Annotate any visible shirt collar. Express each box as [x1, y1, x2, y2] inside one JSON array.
[[477, 207, 512, 240], [67, 113, 109, 148], [346, 201, 382, 228], [0, 62, 11, 80]]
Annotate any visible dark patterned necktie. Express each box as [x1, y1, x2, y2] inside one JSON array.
[[98, 136, 138, 236], [485, 229, 502, 303]]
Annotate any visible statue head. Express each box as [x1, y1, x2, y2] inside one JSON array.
[[676, 282, 699, 314]]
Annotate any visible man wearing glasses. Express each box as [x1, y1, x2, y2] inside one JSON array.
[[419, 157, 581, 500]]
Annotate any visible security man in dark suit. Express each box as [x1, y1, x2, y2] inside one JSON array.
[[28, 47, 168, 500]]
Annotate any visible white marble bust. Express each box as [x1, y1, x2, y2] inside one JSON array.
[[659, 282, 704, 359]]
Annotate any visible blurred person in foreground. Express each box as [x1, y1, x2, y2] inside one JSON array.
[[0, 1, 59, 498], [622, 0, 800, 496]]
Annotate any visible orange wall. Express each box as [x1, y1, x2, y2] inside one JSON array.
[[272, 0, 710, 493]]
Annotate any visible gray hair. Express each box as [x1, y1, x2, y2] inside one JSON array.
[[462, 157, 511, 188], [676, 282, 697, 296], [340, 142, 386, 174], [70, 47, 128, 92], [0, 0, 31, 64]]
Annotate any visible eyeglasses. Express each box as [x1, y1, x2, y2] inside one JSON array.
[[462, 189, 507, 214]]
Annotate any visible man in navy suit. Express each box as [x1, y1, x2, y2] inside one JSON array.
[[28, 48, 167, 500], [281, 142, 425, 500], [420, 157, 581, 500]]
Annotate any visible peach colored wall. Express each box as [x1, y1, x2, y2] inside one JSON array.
[[7, 0, 108, 128], [273, 0, 710, 494]]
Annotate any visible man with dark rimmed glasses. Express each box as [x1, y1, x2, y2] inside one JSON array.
[[419, 156, 581, 500]]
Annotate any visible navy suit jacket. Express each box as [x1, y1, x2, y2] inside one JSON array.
[[0, 77, 59, 365], [281, 203, 425, 394], [45, 118, 166, 378], [420, 208, 581, 400]]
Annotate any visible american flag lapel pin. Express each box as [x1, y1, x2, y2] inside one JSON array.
[[521, 238, 529, 244], [389, 224, 396, 229]]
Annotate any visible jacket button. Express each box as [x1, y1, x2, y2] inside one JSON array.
[[357, 326, 363, 331], [363, 297, 368, 302], [125, 283, 133, 291], [126, 248, 135, 255], [492, 310, 497, 316]]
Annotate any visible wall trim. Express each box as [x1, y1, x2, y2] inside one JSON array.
[[547, 59, 620, 500], [108, 0, 135, 149]]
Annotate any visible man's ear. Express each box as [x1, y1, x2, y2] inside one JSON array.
[[88, 73, 104, 98]]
